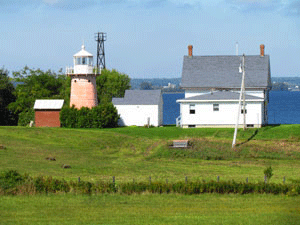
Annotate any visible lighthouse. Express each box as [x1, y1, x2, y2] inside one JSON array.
[[66, 45, 98, 109]]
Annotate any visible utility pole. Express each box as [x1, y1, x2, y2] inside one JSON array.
[[242, 55, 246, 130], [232, 54, 246, 148]]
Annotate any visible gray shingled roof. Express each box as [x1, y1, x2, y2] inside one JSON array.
[[112, 90, 162, 105], [177, 91, 264, 102], [181, 55, 270, 89]]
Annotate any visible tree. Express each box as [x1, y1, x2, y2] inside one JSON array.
[[0, 68, 17, 125], [96, 69, 131, 103], [8, 67, 69, 126]]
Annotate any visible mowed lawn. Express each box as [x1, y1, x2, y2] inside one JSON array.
[[1, 194, 300, 225], [1, 126, 300, 183]]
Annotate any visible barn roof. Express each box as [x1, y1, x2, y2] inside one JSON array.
[[34, 100, 64, 110], [176, 91, 264, 103], [181, 55, 271, 89], [112, 90, 162, 105]]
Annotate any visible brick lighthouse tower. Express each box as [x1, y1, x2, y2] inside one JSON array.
[[66, 45, 98, 109]]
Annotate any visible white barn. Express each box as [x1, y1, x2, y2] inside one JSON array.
[[177, 44, 271, 128], [112, 90, 163, 127]]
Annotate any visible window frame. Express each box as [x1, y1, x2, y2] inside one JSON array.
[[213, 103, 219, 111], [189, 104, 196, 114]]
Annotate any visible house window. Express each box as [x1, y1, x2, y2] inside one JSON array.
[[189, 104, 195, 114], [188, 125, 196, 128], [241, 109, 247, 114], [213, 104, 219, 111]]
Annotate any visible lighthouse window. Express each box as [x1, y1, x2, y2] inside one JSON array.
[[88, 57, 93, 66], [76, 57, 81, 65], [82, 57, 86, 65]]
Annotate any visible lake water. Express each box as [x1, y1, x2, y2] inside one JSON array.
[[162, 91, 300, 125]]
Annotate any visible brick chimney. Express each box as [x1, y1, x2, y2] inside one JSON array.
[[260, 44, 265, 57], [188, 45, 193, 57]]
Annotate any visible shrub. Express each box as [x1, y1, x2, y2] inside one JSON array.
[[18, 108, 34, 126], [264, 166, 273, 182], [0, 170, 24, 191], [34, 176, 70, 193], [1, 171, 300, 196], [60, 103, 119, 128]]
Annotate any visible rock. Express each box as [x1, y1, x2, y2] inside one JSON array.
[[61, 164, 71, 169], [45, 157, 56, 161]]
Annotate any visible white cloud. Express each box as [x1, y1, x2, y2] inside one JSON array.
[[284, 0, 300, 16], [226, 0, 284, 12]]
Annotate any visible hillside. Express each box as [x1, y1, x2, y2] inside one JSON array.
[[1, 125, 300, 184]]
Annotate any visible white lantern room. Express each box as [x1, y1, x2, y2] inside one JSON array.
[[66, 45, 94, 75]]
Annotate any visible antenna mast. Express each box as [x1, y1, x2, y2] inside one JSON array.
[[232, 54, 246, 148], [94, 32, 107, 71]]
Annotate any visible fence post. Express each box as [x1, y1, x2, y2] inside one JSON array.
[[149, 176, 151, 185], [283, 176, 285, 184], [246, 177, 248, 183], [185, 176, 188, 184], [113, 176, 115, 184], [166, 179, 168, 184], [78, 177, 80, 182], [264, 175, 267, 184], [217, 176, 220, 182]]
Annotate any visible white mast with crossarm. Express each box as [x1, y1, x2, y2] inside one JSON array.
[[232, 54, 246, 148]]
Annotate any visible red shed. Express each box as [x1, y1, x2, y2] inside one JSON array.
[[33, 100, 64, 127]]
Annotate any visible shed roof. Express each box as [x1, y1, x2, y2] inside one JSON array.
[[34, 100, 64, 110], [177, 91, 264, 103], [112, 90, 162, 105], [181, 55, 270, 89]]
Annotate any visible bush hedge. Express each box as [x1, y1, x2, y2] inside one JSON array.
[[60, 103, 119, 128], [1, 170, 300, 196]]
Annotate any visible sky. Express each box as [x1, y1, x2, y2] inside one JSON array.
[[0, 0, 299, 78]]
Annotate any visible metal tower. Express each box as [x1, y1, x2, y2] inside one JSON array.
[[94, 32, 107, 70]]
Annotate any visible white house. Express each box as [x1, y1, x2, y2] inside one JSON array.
[[177, 44, 271, 128], [112, 90, 163, 127]]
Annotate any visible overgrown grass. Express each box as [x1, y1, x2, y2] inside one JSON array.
[[1, 194, 300, 224], [2, 170, 300, 196]]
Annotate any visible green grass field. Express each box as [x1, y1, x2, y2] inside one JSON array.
[[1, 126, 300, 183], [1, 194, 300, 225], [1, 125, 300, 224]]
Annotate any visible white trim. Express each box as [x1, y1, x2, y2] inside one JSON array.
[[34, 100, 64, 110], [176, 99, 264, 103]]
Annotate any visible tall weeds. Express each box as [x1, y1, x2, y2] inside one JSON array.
[[0, 170, 299, 196]]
